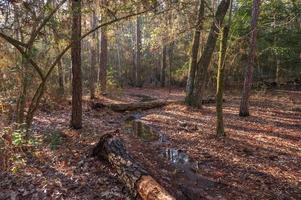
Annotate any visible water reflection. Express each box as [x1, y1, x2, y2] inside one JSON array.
[[123, 116, 166, 142], [163, 148, 190, 165]]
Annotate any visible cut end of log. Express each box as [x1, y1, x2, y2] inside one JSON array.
[[137, 175, 176, 200]]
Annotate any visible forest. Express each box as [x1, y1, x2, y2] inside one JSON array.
[[0, 0, 300, 199]]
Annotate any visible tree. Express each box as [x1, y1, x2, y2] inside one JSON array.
[[70, 0, 82, 129], [99, 0, 108, 94], [160, 44, 167, 87], [185, 0, 205, 105], [239, 0, 261, 117], [89, 9, 97, 99], [216, 0, 233, 137], [135, 15, 142, 87], [189, 0, 231, 108]]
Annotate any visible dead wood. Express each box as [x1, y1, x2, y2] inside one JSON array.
[[92, 134, 175, 200]]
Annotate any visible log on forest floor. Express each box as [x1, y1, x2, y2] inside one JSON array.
[[91, 100, 182, 112], [91, 97, 225, 112], [92, 134, 175, 200]]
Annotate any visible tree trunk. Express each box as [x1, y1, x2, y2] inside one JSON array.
[[71, 0, 82, 129], [216, 26, 229, 137], [92, 134, 175, 200], [168, 41, 174, 92], [99, 0, 108, 94], [135, 15, 142, 87], [239, 0, 260, 117], [185, 0, 205, 105], [57, 58, 65, 97], [192, 0, 230, 107], [190, 0, 231, 108], [16, 57, 29, 124], [160, 45, 167, 87], [89, 10, 97, 99]]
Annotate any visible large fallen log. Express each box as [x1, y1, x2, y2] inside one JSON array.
[[92, 100, 181, 112], [91, 97, 224, 112], [92, 134, 175, 200]]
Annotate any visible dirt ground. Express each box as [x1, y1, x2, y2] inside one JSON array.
[[1, 88, 300, 199]]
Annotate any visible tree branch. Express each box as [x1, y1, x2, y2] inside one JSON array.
[[0, 32, 45, 80], [0, 32, 28, 48], [27, 0, 67, 46]]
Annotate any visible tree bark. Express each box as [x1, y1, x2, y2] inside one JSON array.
[[185, 0, 205, 105], [190, 0, 231, 108], [89, 10, 97, 99], [239, 0, 260, 117], [71, 0, 82, 129], [92, 134, 175, 200], [16, 56, 29, 124], [216, 26, 229, 137], [99, 0, 108, 94], [135, 15, 142, 87], [160, 45, 167, 87], [57, 58, 65, 97], [168, 41, 174, 92]]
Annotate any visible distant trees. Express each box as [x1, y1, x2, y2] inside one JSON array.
[[239, 0, 261, 117], [70, 0, 82, 129], [1, 0, 300, 132]]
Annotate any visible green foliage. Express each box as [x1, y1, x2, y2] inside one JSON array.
[[230, 0, 301, 81], [45, 130, 63, 150], [0, 124, 39, 173]]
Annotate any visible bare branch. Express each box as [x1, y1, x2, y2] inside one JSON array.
[[27, 0, 67, 46], [0, 32, 28, 48], [0, 32, 45, 80]]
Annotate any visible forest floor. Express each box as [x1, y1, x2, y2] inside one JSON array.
[[0, 88, 301, 199]]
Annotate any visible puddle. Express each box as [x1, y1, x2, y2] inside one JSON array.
[[163, 148, 190, 165], [123, 115, 166, 142], [123, 116, 222, 199]]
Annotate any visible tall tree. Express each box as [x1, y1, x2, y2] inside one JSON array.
[[89, 9, 97, 99], [71, 0, 82, 129], [160, 44, 167, 87], [99, 0, 108, 94], [190, 0, 231, 108], [216, 0, 233, 136], [185, 0, 205, 104], [239, 0, 261, 117], [135, 15, 142, 87]]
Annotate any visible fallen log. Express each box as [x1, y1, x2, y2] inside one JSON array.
[[91, 100, 181, 112], [92, 134, 175, 200], [91, 97, 224, 112]]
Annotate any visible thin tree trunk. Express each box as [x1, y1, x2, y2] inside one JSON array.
[[71, 0, 82, 129], [116, 33, 122, 86], [16, 59, 29, 124], [168, 41, 174, 92], [57, 58, 65, 96], [135, 15, 142, 87], [190, 0, 231, 108], [160, 45, 167, 87], [185, 0, 205, 104], [89, 10, 97, 99], [216, 26, 229, 137], [239, 0, 260, 117]]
